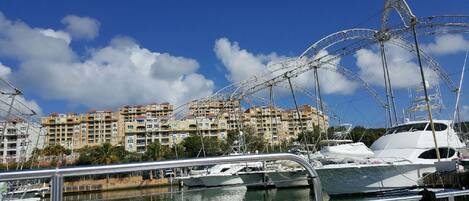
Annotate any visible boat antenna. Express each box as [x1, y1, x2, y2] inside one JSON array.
[[453, 51, 468, 134]]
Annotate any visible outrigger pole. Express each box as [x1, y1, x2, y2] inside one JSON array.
[[287, 76, 312, 162], [411, 17, 441, 161], [453, 51, 468, 133]]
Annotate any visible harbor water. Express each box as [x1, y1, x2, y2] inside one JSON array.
[[56, 185, 469, 201]]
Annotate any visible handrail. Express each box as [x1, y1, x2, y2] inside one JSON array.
[[0, 153, 323, 201], [369, 189, 469, 201]]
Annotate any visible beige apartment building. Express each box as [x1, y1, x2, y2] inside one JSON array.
[[242, 104, 329, 144], [43, 113, 81, 150], [188, 99, 241, 130], [242, 106, 283, 144], [281, 105, 329, 141], [81, 111, 120, 146], [43, 101, 328, 153], [43, 111, 120, 150], [124, 116, 228, 153]]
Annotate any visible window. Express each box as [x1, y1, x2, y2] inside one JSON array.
[[418, 148, 456, 159], [427, 123, 447, 131], [385, 123, 428, 134]]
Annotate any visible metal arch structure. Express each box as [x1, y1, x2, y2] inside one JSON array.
[[380, 0, 415, 30], [231, 15, 469, 99], [183, 0, 469, 126]]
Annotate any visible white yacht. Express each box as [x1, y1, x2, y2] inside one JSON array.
[[179, 162, 263, 188], [315, 120, 465, 195], [319, 124, 374, 160]]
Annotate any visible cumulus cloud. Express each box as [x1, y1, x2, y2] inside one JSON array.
[[0, 62, 42, 116], [214, 38, 357, 95], [38, 29, 71, 44], [422, 34, 469, 55], [61, 15, 100, 40], [0, 62, 12, 77], [0, 12, 214, 109], [355, 43, 439, 89], [214, 38, 279, 83]]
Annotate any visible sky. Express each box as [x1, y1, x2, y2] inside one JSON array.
[[0, 0, 468, 127]]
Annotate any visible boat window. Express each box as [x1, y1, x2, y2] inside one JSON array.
[[418, 148, 456, 159], [426, 123, 447, 131], [220, 168, 230, 172], [410, 123, 427, 132], [385, 123, 428, 134]]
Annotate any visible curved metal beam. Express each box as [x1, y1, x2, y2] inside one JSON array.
[[381, 0, 415, 30]]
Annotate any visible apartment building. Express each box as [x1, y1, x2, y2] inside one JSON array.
[[188, 99, 241, 130], [241, 104, 329, 143], [119, 103, 173, 122], [242, 106, 283, 144], [81, 111, 120, 147], [1, 119, 44, 163], [43, 113, 81, 150], [43, 111, 120, 150], [120, 103, 176, 153], [281, 105, 329, 140], [42, 101, 328, 153], [124, 116, 228, 153]]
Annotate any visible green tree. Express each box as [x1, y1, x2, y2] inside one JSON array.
[[143, 141, 170, 161], [182, 135, 222, 158], [41, 144, 69, 156], [349, 126, 385, 146], [295, 125, 326, 145], [76, 143, 128, 165]]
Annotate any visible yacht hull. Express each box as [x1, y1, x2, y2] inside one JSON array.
[[180, 177, 204, 188], [316, 163, 435, 195], [200, 175, 243, 187], [268, 170, 309, 188], [239, 172, 274, 189]]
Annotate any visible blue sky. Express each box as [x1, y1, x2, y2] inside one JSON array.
[[0, 0, 468, 127]]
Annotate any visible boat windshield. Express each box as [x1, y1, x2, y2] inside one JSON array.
[[385, 123, 428, 134]]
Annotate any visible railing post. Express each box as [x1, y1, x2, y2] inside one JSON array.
[[51, 174, 63, 201], [309, 176, 323, 201]]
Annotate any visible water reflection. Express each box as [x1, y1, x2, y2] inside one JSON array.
[[62, 186, 316, 201]]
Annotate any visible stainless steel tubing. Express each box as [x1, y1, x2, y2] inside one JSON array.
[[0, 153, 323, 201]]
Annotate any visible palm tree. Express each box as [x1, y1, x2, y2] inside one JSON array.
[[143, 141, 169, 161], [92, 143, 121, 165]]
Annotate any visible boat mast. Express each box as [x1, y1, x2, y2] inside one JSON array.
[[453, 51, 468, 133]]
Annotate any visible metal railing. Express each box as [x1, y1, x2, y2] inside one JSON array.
[[0, 153, 323, 201], [369, 189, 469, 201]]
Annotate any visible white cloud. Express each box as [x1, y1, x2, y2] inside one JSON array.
[[0, 13, 75, 62], [0, 62, 12, 77], [0, 63, 42, 116], [61, 15, 100, 40], [0, 12, 214, 109], [214, 38, 276, 83], [38, 29, 71, 44], [355, 44, 439, 89], [421, 34, 469, 55], [214, 37, 357, 95]]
